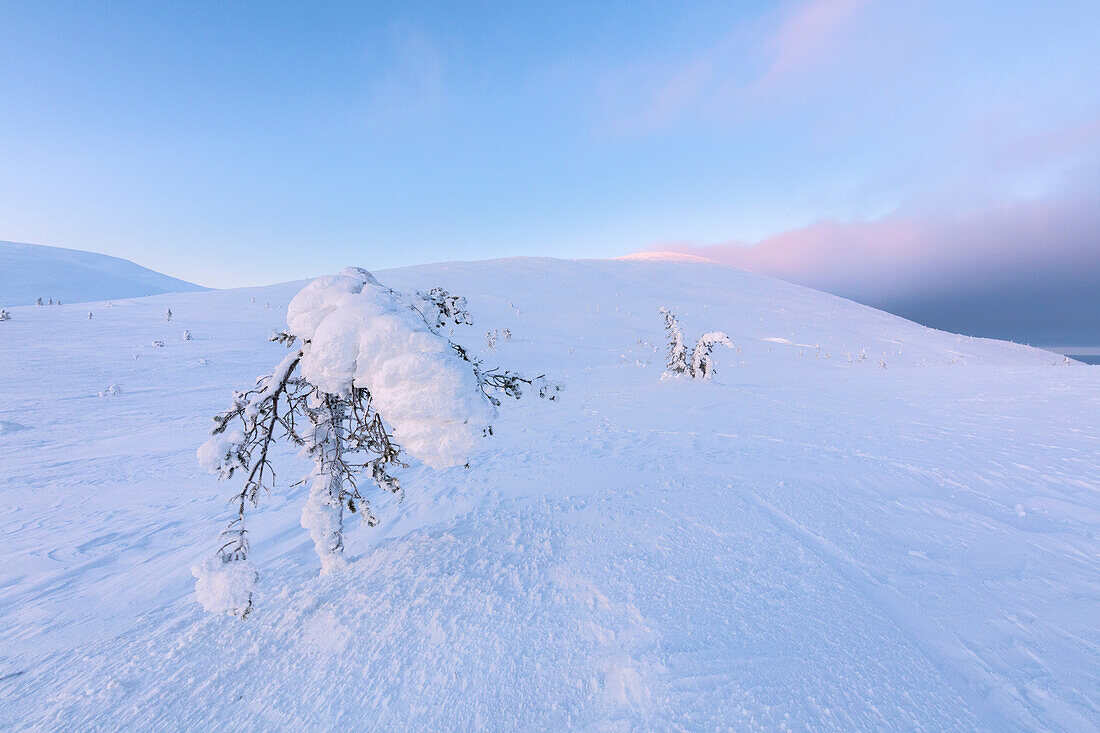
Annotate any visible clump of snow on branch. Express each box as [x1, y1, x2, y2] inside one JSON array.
[[191, 557, 257, 618], [287, 267, 494, 469]]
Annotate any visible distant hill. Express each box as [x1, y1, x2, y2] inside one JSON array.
[[0, 241, 207, 306]]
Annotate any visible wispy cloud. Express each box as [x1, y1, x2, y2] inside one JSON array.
[[362, 25, 444, 130], [601, 0, 875, 132], [756, 0, 872, 88]]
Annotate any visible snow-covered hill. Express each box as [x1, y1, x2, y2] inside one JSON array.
[[1, 258, 1097, 729], [0, 241, 207, 306]]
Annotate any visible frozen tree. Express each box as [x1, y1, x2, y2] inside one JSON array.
[[660, 308, 733, 380], [0, 309, 10, 321], [690, 332, 734, 379], [48, 298, 53, 305], [36, 298, 43, 306], [166, 308, 173, 322], [88, 312, 93, 320], [486, 331, 498, 350], [195, 267, 558, 617], [659, 307, 688, 375], [182, 330, 192, 341]]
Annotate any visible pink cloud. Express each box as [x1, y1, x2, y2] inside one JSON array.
[[757, 0, 873, 88], [603, 0, 874, 132], [650, 194, 1100, 304]]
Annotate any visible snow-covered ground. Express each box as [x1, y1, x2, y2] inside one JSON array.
[[1, 257, 1097, 730], [0, 241, 206, 307]]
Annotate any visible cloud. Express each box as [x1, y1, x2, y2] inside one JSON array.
[[600, 0, 875, 132], [650, 191, 1100, 343], [756, 0, 872, 88], [363, 26, 444, 130]]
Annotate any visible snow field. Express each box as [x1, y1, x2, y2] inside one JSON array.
[[1, 258, 1097, 729]]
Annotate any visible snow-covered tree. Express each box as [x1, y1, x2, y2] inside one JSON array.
[[690, 332, 733, 379], [35, 298, 43, 306], [195, 267, 559, 617], [659, 308, 733, 379], [166, 308, 173, 322], [660, 307, 688, 375], [0, 309, 10, 321], [182, 330, 192, 341]]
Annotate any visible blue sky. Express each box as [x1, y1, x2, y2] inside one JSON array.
[[2, 1, 1098, 288]]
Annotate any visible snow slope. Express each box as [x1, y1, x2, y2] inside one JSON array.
[[0, 241, 207, 306], [1, 258, 1097, 730]]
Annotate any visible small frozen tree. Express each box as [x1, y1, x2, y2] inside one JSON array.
[[659, 308, 733, 380], [166, 308, 173, 322], [659, 307, 688, 375], [0, 309, 10, 321], [36, 298, 43, 306], [690, 332, 733, 379], [195, 267, 558, 617]]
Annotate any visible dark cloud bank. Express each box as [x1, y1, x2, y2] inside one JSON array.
[[660, 196, 1099, 347]]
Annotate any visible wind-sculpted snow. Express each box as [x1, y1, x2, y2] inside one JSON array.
[[287, 266, 493, 469], [0, 258, 1097, 729]]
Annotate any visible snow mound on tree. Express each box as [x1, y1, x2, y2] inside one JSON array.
[[286, 267, 494, 469], [191, 557, 257, 616]]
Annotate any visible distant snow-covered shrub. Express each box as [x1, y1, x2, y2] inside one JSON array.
[[151, 340, 165, 348], [197, 267, 559, 616], [691, 332, 734, 380], [182, 330, 192, 341], [659, 308, 688, 375], [659, 309, 733, 379], [98, 384, 122, 397], [0, 309, 10, 321]]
